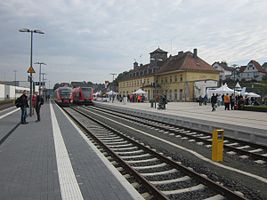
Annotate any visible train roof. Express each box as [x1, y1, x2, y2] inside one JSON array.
[[56, 86, 72, 91]]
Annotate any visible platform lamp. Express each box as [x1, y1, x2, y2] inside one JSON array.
[[14, 70, 17, 99], [19, 28, 44, 117], [34, 62, 46, 95], [110, 73, 117, 92], [41, 73, 47, 97]]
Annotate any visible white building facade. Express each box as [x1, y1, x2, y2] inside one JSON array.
[[239, 60, 266, 81]]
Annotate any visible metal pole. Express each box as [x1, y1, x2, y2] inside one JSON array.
[[19, 28, 44, 117], [29, 31, 33, 117], [234, 69, 235, 97], [14, 70, 17, 99], [39, 63, 41, 94], [41, 73, 46, 98], [110, 73, 116, 91]]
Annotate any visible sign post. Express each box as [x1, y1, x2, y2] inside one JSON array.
[[27, 66, 35, 116]]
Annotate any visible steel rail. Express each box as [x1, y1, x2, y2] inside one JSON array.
[[71, 106, 248, 200], [64, 107, 169, 200], [91, 105, 267, 162]]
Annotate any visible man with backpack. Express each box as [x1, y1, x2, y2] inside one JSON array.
[[16, 90, 29, 124]]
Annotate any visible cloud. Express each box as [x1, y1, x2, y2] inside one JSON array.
[[0, 0, 267, 86]]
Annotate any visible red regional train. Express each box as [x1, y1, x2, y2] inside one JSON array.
[[72, 87, 94, 105], [54, 86, 73, 106]]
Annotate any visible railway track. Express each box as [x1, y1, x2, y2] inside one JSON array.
[[89, 105, 267, 164], [0, 102, 14, 111], [63, 106, 248, 200]]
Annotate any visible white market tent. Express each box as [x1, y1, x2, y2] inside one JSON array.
[[93, 91, 101, 96], [213, 84, 234, 95], [244, 92, 261, 98], [235, 82, 241, 88], [106, 90, 117, 95], [133, 89, 147, 95]]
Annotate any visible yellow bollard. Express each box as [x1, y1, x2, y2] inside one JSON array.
[[212, 129, 224, 162]]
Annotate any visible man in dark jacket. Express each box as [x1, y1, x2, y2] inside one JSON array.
[[211, 93, 217, 111], [18, 90, 29, 124], [35, 92, 44, 122]]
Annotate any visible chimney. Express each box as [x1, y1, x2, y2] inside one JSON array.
[[193, 48, 197, 58]]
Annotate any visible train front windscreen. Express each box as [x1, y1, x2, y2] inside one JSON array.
[[59, 88, 72, 98], [82, 87, 92, 98]]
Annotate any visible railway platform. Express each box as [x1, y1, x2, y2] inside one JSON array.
[[0, 102, 144, 200], [94, 101, 267, 147]]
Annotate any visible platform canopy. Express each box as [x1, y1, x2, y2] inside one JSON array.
[[133, 88, 147, 95], [214, 84, 234, 94]]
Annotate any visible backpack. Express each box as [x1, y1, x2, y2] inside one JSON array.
[[15, 97, 22, 108]]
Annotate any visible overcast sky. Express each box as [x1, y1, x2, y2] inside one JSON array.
[[0, 0, 266, 87]]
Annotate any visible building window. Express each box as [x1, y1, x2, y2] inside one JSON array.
[[179, 89, 183, 101], [180, 75, 183, 82], [175, 75, 177, 82], [169, 89, 172, 100], [170, 76, 172, 83]]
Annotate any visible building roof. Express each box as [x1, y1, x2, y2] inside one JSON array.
[[150, 47, 168, 54], [248, 60, 266, 73], [212, 61, 234, 72], [157, 51, 216, 74], [239, 66, 246, 73]]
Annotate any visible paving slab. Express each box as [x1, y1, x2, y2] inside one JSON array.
[[0, 102, 144, 200]]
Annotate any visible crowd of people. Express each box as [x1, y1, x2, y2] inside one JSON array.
[[209, 93, 259, 112]]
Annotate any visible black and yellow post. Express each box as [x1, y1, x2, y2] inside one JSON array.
[[212, 129, 224, 162]]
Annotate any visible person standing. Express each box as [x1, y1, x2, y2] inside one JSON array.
[[224, 93, 230, 110], [35, 92, 44, 122], [230, 94, 235, 110], [32, 92, 37, 115], [211, 93, 217, 111], [18, 90, 29, 124]]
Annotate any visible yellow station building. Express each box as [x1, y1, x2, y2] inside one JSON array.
[[117, 48, 219, 101]]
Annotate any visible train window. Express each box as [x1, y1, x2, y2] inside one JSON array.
[[59, 88, 72, 98], [82, 87, 92, 98]]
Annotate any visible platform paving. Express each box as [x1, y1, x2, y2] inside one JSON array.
[[0, 102, 144, 200], [94, 101, 267, 146]]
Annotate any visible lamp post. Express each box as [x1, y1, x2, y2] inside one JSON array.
[[35, 62, 46, 95], [14, 70, 17, 99], [19, 28, 44, 117], [41, 73, 47, 98], [110, 73, 117, 92]]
